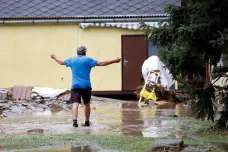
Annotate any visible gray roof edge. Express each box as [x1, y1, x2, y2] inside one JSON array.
[[0, 14, 169, 20]]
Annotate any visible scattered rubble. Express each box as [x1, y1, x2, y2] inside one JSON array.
[[0, 113, 7, 118], [0, 104, 9, 111], [0, 86, 72, 116], [0, 104, 9, 118], [32, 87, 68, 98], [58, 90, 71, 101], [1, 84, 184, 117], [0, 89, 8, 101], [50, 103, 63, 113], [11, 86, 33, 100], [0, 85, 128, 117]]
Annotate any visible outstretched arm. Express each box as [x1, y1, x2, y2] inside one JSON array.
[[50, 53, 65, 65], [96, 57, 121, 66]]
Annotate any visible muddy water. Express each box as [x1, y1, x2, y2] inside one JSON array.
[[27, 146, 96, 152], [0, 101, 194, 138]]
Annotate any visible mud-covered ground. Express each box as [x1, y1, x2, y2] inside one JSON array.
[[1, 98, 194, 137], [0, 97, 228, 152]]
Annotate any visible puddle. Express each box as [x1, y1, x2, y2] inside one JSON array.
[[0, 101, 195, 138], [26, 146, 97, 152]]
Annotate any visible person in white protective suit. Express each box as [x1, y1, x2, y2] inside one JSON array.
[[141, 55, 175, 90]]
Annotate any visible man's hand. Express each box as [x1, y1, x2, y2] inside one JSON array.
[[96, 57, 121, 66], [114, 57, 121, 63], [50, 53, 57, 59], [50, 53, 65, 65]]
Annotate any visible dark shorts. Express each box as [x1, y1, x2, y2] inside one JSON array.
[[70, 88, 92, 105]]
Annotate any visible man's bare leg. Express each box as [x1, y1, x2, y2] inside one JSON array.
[[84, 103, 91, 121], [72, 103, 79, 127], [83, 103, 91, 127]]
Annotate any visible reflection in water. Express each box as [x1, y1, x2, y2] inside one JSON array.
[[71, 146, 96, 152], [175, 103, 195, 117], [139, 102, 195, 138], [120, 102, 194, 137], [1, 101, 195, 138], [29, 146, 96, 152], [121, 102, 143, 136]]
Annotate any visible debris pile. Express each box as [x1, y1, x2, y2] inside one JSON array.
[[137, 55, 183, 104], [0, 86, 72, 118], [135, 83, 182, 103], [0, 85, 123, 118], [0, 89, 8, 101], [32, 87, 69, 99]]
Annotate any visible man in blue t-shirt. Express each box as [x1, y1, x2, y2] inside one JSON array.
[[50, 46, 121, 127]]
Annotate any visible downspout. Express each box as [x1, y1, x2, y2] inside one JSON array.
[[0, 17, 168, 24]]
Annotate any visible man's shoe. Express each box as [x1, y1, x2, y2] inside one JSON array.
[[73, 123, 78, 127], [73, 120, 78, 127], [81, 121, 90, 127]]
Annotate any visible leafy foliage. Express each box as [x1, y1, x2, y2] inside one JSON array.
[[191, 84, 216, 121], [140, 0, 228, 128]]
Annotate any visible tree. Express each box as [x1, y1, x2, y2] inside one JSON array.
[[140, 0, 228, 128]]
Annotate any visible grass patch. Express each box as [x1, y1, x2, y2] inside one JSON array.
[[0, 132, 227, 152], [0, 133, 156, 152], [1, 117, 228, 152]]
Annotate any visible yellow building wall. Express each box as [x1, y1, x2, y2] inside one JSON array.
[[0, 24, 142, 91]]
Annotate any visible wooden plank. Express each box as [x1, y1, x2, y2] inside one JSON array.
[[25, 86, 33, 99], [12, 86, 34, 100], [16, 86, 23, 100], [20, 87, 27, 100], [12, 86, 19, 100]]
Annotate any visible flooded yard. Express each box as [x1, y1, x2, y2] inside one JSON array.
[[0, 101, 194, 138], [26, 146, 97, 152], [1, 100, 227, 152]]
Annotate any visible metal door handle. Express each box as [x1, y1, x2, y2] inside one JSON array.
[[124, 60, 128, 66]]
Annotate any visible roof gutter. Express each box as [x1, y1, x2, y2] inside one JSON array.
[[0, 17, 168, 24]]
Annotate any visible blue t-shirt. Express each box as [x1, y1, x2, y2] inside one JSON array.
[[64, 56, 98, 89]]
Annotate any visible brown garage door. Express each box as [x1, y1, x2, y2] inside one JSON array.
[[122, 35, 148, 91]]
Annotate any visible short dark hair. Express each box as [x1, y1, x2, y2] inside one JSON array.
[[77, 46, 87, 55], [77, 51, 86, 55]]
